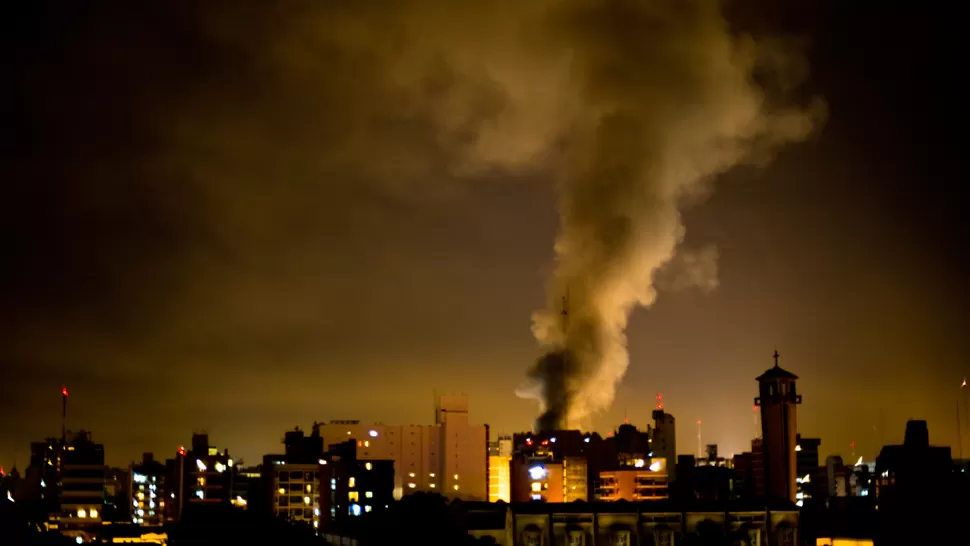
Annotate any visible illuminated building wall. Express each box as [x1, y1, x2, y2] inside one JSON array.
[[317, 395, 487, 501], [511, 459, 564, 502], [488, 437, 512, 502], [597, 458, 669, 501], [129, 453, 167, 525]]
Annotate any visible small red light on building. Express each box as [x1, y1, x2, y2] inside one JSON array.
[[178, 446, 186, 456]]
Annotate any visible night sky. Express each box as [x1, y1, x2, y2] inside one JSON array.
[[3, 1, 966, 469]]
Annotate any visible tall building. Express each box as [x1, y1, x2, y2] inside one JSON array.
[[317, 394, 488, 501], [263, 425, 325, 527], [754, 351, 801, 502], [794, 435, 821, 505], [173, 433, 234, 519], [648, 407, 677, 483], [597, 458, 669, 501], [488, 436, 512, 502], [57, 431, 106, 538], [320, 440, 394, 525], [129, 453, 167, 525], [509, 430, 596, 503]]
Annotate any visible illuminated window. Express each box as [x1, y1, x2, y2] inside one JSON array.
[[197, 477, 206, 486], [453, 485, 459, 491], [348, 492, 359, 502], [348, 477, 356, 488], [532, 482, 542, 492], [408, 482, 416, 488], [369, 430, 378, 437], [77, 509, 87, 518], [306, 484, 312, 493], [304, 496, 311, 504], [364, 441, 370, 447], [408, 472, 415, 478], [429, 473, 435, 477], [278, 488, 286, 495], [430, 484, 436, 488], [365, 462, 372, 470], [365, 505, 372, 512], [454, 474, 459, 479], [365, 491, 373, 498], [89, 509, 98, 519]]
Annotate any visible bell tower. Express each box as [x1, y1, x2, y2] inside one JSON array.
[[754, 350, 801, 502]]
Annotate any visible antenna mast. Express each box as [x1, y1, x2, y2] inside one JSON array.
[[561, 289, 569, 430]]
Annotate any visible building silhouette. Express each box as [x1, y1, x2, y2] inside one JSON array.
[[754, 351, 801, 502]]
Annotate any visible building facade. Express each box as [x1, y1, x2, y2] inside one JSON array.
[[320, 440, 394, 525], [317, 394, 487, 501], [57, 431, 107, 539], [173, 433, 234, 519], [597, 459, 669, 501], [129, 453, 167, 525], [489, 436, 512, 503]]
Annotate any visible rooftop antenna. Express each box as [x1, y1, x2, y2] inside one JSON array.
[[696, 419, 703, 459], [61, 386, 69, 445], [561, 288, 569, 430]]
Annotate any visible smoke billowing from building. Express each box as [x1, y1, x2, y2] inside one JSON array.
[[517, 0, 825, 430], [16, 1, 821, 434]]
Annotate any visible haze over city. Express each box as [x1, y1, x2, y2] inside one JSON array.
[[3, 0, 966, 476]]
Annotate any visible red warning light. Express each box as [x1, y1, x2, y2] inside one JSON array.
[[850, 442, 855, 448], [525, 439, 533, 446], [657, 393, 663, 400], [656, 403, 663, 409], [623, 419, 629, 424], [178, 446, 187, 456], [697, 420, 702, 425], [62, 386, 69, 397], [752, 406, 758, 411]]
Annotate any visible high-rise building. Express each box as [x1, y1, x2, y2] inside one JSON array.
[[648, 408, 677, 483], [57, 431, 106, 537], [509, 430, 596, 502], [317, 394, 488, 501], [794, 435, 821, 505], [488, 436, 512, 502], [754, 351, 801, 502], [320, 440, 394, 525], [172, 433, 234, 519], [263, 425, 325, 527], [129, 453, 167, 525]]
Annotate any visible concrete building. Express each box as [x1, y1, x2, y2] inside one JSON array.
[[129, 453, 167, 525], [57, 431, 107, 539], [172, 433, 234, 519], [597, 458, 669, 501], [754, 351, 801, 502], [263, 425, 325, 526], [795, 435, 821, 505], [317, 394, 487, 501], [509, 430, 598, 503], [321, 440, 394, 525], [488, 436, 512, 503], [648, 407, 677, 483]]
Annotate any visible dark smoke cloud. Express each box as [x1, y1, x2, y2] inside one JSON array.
[[528, 350, 580, 432]]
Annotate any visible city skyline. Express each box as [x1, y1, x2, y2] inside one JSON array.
[[4, 0, 967, 476]]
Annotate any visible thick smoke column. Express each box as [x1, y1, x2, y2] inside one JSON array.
[[517, 0, 824, 431]]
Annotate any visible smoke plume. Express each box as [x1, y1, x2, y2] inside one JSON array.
[[515, 1, 824, 431]]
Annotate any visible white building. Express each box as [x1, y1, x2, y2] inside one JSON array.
[[317, 395, 487, 501]]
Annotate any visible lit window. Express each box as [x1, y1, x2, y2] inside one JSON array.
[[365, 491, 373, 498], [408, 483, 416, 489], [795, 445, 802, 452], [306, 484, 312, 493], [89, 509, 98, 519], [429, 473, 435, 477], [313, 520, 319, 528], [453, 485, 459, 491], [278, 488, 286, 495], [348, 477, 356, 488], [304, 496, 311, 505], [532, 483, 541, 492], [365, 462, 372, 470], [227, 459, 233, 467], [364, 441, 370, 447], [430, 484, 436, 488], [137, 492, 145, 500], [365, 505, 372, 512], [77, 509, 87, 518], [350, 504, 362, 516], [453, 474, 459, 479], [369, 430, 378, 437], [314, 508, 320, 516], [348, 492, 359, 502], [195, 490, 203, 499], [408, 472, 415, 478], [196, 459, 207, 472]]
